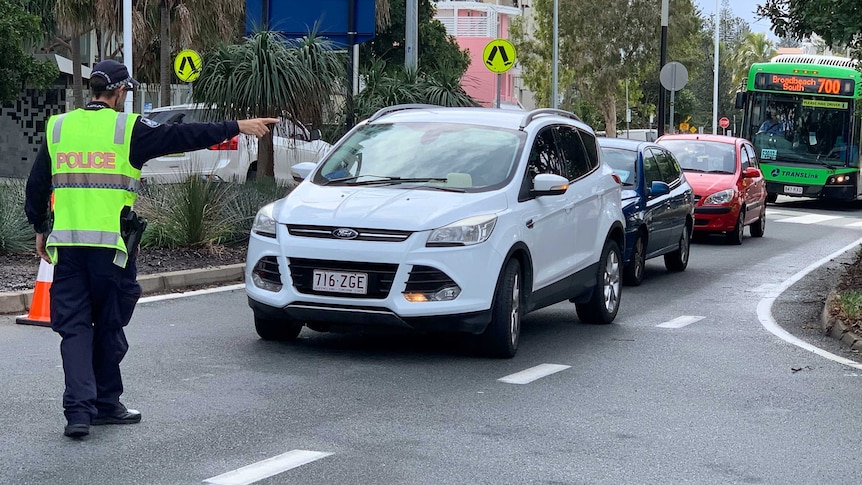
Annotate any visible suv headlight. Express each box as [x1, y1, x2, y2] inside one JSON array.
[[251, 202, 277, 238], [427, 215, 497, 247], [702, 189, 735, 205]]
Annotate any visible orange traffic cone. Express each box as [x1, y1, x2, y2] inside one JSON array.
[[16, 258, 53, 327]]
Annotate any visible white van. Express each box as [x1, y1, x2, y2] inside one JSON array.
[[617, 129, 657, 142]]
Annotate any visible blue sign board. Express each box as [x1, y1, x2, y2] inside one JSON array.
[[246, 0, 376, 46]]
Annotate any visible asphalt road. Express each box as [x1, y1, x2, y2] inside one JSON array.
[[2, 196, 862, 485]]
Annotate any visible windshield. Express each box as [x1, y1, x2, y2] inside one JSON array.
[[660, 140, 736, 174], [313, 122, 525, 190], [748, 92, 855, 166], [600, 147, 638, 186]]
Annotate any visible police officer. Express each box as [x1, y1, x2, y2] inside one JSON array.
[[24, 59, 278, 439]]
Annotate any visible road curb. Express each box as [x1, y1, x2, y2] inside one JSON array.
[[821, 289, 862, 353], [0, 263, 245, 316]]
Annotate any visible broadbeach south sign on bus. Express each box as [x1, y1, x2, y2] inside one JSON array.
[[754, 72, 855, 96]]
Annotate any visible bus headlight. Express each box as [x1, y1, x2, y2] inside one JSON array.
[[828, 174, 852, 185]]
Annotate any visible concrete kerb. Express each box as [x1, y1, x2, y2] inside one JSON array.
[[0, 263, 245, 317], [822, 289, 862, 353]]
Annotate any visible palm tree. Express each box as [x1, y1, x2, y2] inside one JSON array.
[[192, 30, 346, 178], [729, 32, 776, 92], [133, 0, 243, 106]]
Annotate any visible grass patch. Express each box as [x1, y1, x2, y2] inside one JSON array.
[[838, 289, 862, 319], [0, 179, 33, 254]]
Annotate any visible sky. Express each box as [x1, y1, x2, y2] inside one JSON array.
[[694, 0, 777, 37]]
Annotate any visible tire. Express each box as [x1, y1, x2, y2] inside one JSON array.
[[623, 234, 646, 286], [750, 207, 766, 238], [254, 315, 302, 341], [246, 162, 258, 182], [726, 210, 744, 245], [478, 259, 522, 358], [576, 240, 622, 325], [664, 224, 691, 272], [766, 192, 778, 204]]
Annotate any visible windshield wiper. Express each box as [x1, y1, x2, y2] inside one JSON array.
[[414, 185, 466, 193], [328, 176, 449, 186]]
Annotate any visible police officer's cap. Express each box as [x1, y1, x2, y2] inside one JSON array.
[[91, 60, 140, 90]]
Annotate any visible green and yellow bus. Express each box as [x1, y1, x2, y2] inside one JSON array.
[[737, 55, 862, 202]]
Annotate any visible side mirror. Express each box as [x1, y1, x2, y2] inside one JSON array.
[[743, 167, 761, 178], [531, 173, 569, 197], [291, 161, 317, 183], [734, 91, 747, 110], [310, 129, 322, 141], [648, 181, 670, 197]]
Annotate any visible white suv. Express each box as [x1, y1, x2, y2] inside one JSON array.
[[245, 105, 625, 357], [141, 104, 331, 183]]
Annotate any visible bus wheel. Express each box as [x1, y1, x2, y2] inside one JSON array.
[[766, 192, 778, 204]]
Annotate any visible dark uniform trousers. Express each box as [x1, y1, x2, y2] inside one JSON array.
[[50, 246, 141, 424]]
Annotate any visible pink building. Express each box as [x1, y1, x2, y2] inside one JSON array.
[[434, 1, 523, 108]]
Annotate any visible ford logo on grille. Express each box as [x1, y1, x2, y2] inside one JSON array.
[[332, 228, 359, 239]]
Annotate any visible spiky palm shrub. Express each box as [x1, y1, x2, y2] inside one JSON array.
[[136, 176, 237, 249], [354, 59, 479, 121], [0, 179, 33, 254]]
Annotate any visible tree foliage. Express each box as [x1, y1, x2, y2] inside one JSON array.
[[0, 0, 58, 103], [360, 0, 469, 77], [757, 0, 862, 58]]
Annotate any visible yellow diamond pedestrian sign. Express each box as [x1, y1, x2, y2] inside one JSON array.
[[174, 49, 202, 82], [483, 39, 516, 74]]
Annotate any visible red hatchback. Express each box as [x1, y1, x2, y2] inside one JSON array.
[[657, 134, 767, 244]]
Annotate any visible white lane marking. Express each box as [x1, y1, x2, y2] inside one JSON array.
[[203, 450, 333, 485], [845, 221, 862, 228], [775, 214, 842, 224], [498, 363, 571, 384], [757, 236, 862, 371], [656, 315, 705, 328], [139, 284, 244, 304]]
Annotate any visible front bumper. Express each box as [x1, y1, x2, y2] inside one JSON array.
[[245, 225, 506, 334], [693, 204, 738, 232]]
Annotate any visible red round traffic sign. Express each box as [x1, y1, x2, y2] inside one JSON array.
[[719, 117, 730, 129]]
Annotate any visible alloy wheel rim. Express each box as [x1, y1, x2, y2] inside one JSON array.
[[681, 230, 689, 263], [634, 238, 644, 279], [510, 273, 520, 347], [603, 249, 621, 313]]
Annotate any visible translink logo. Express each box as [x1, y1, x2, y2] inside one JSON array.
[[771, 168, 818, 179]]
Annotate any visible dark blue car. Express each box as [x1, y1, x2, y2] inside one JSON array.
[[598, 137, 695, 286]]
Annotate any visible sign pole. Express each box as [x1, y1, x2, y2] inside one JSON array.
[[658, 0, 669, 136], [497, 74, 502, 109], [346, 0, 356, 129]]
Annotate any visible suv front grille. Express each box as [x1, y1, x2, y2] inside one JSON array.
[[288, 258, 398, 298], [287, 225, 412, 242], [404, 265, 456, 293]]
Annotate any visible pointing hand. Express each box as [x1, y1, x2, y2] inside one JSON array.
[[238, 118, 280, 138]]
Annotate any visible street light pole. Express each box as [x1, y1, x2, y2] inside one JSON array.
[[713, 0, 720, 134], [657, 0, 668, 136], [123, 0, 133, 113], [552, 0, 559, 109]]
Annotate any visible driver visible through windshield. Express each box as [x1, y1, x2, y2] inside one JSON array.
[[312, 122, 525, 191]]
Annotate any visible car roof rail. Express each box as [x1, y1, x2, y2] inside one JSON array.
[[519, 108, 582, 130], [367, 104, 441, 122]]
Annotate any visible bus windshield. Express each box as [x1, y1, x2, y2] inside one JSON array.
[[748, 91, 855, 166]]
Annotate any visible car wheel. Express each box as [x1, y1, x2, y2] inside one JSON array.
[[246, 162, 258, 182], [664, 225, 691, 271], [766, 192, 778, 204], [750, 207, 766, 238], [478, 259, 522, 358], [576, 240, 621, 325], [726, 210, 744, 245], [623, 234, 646, 286], [254, 315, 302, 341]]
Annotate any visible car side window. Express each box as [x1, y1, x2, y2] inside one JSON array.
[[578, 130, 600, 170], [744, 144, 759, 168], [650, 148, 680, 185], [642, 151, 663, 188], [553, 125, 591, 180], [740, 147, 751, 170], [527, 127, 566, 179]]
